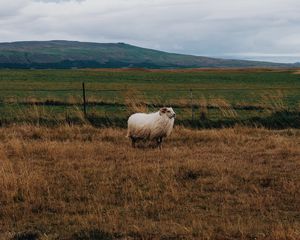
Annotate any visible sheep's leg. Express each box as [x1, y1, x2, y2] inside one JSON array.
[[156, 138, 160, 147], [131, 137, 137, 148], [157, 137, 163, 150]]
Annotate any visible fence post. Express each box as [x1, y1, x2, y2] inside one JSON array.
[[190, 89, 194, 121], [82, 82, 87, 118]]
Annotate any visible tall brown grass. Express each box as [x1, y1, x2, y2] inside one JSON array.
[[199, 96, 208, 120], [123, 89, 148, 114], [260, 90, 289, 113], [0, 125, 299, 239], [210, 98, 238, 119]]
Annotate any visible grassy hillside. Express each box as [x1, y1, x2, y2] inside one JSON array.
[[0, 40, 293, 69]]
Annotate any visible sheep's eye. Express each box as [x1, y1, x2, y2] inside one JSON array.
[[167, 110, 170, 113]]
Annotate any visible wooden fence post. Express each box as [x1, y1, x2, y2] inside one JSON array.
[[82, 82, 87, 118]]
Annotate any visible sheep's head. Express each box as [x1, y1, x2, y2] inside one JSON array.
[[159, 107, 176, 119]]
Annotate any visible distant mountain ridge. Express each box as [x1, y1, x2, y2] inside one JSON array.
[[0, 40, 297, 69]]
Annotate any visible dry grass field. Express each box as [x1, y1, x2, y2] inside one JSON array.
[[0, 124, 299, 240]]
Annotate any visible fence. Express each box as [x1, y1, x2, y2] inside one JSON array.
[[0, 82, 299, 128]]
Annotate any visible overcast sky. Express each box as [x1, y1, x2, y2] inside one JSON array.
[[1, 0, 300, 62]]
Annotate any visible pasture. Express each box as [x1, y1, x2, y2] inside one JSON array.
[[0, 68, 300, 128], [0, 125, 299, 239], [0, 68, 300, 239]]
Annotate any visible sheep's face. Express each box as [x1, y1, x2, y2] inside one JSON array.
[[159, 107, 176, 119]]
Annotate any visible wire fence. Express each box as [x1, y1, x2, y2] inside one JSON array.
[[2, 87, 299, 102], [1, 82, 300, 129], [1, 82, 299, 122]]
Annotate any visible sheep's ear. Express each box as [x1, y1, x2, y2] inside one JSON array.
[[159, 107, 167, 115]]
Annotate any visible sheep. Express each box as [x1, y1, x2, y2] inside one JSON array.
[[127, 107, 176, 149]]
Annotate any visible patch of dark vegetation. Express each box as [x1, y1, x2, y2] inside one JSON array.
[[160, 235, 188, 240], [72, 230, 188, 240], [72, 229, 121, 240], [182, 170, 202, 181], [250, 110, 300, 129], [1, 111, 299, 130], [12, 231, 40, 240], [259, 177, 275, 188], [176, 168, 213, 181], [179, 110, 300, 129]]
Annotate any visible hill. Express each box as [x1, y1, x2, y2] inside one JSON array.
[[0, 40, 295, 69]]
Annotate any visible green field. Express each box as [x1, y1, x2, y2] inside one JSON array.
[[1, 68, 300, 128]]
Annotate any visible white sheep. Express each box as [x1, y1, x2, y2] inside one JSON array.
[[126, 107, 176, 149]]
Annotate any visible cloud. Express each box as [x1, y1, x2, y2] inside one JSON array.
[[35, 0, 84, 2], [0, 0, 300, 61], [0, 1, 30, 18]]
